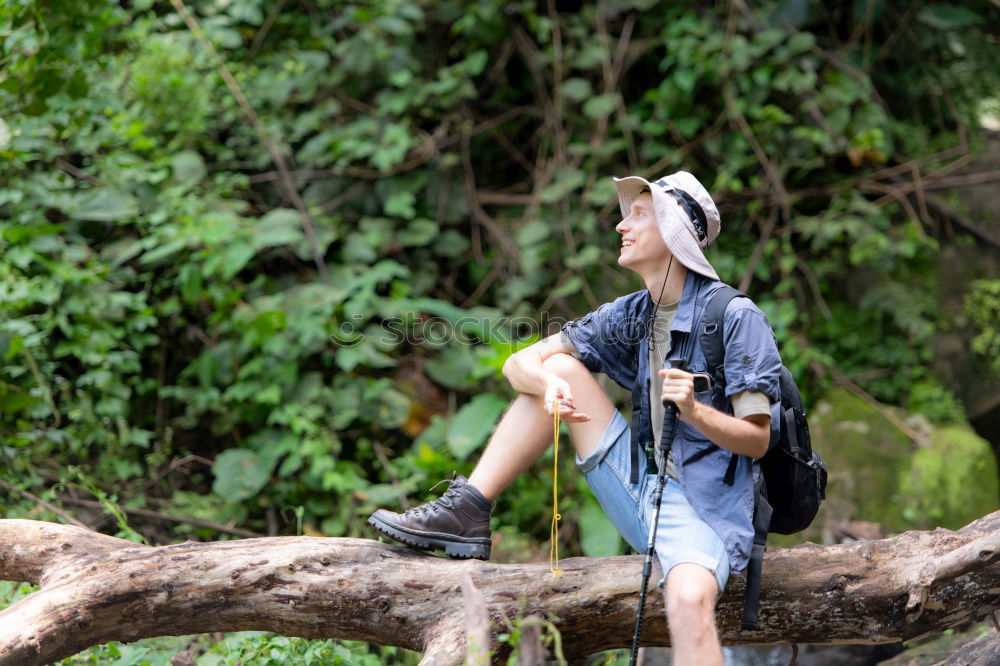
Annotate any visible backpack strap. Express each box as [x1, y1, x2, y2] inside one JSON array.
[[699, 285, 746, 388], [629, 396, 641, 484], [700, 285, 747, 487], [785, 406, 800, 454], [701, 286, 771, 628], [742, 484, 772, 630]]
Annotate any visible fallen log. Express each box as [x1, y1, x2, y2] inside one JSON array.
[[0, 511, 998, 665]]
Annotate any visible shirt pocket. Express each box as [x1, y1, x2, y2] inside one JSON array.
[[678, 422, 726, 469]]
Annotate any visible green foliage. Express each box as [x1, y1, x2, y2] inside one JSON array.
[[964, 280, 1000, 375], [807, 388, 997, 536], [495, 615, 567, 665], [218, 635, 407, 665], [1, 0, 998, 658], [447, 394, 508, 460], [579, 496, 622, 558], [0, 581, 39, 611], [212, 448, 279, 503], [47, 634, 416, 666], [897, 426, 1000, 529]]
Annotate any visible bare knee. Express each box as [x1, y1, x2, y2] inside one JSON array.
[[540, 352, 587, 379], [666, 566, 718, 630], [665, 566, 722, 665], [667, 582, 715, 621]]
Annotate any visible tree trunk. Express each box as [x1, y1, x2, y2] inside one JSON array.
[[1, 511, 998, 665]]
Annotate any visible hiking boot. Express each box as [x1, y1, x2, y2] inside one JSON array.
[[368, 474, 492, 560]]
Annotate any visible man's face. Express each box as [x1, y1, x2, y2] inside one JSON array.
[[615, 192, 670, 271]]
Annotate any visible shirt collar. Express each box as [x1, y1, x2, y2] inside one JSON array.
[[671, 270, 704, 334], [641, 271, 715, 335]]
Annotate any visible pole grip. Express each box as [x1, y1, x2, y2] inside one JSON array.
[[662, 357, 687, 409]]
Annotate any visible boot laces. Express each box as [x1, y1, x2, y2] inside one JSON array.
[[405, 475, 463, 516]]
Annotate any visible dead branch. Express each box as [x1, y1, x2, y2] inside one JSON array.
[[1, 511, 998, 664], [56, 497, 264, 539], [0, 480, 89, 530]]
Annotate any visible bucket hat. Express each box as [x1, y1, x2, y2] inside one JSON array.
[[612, 171, 721, 281]]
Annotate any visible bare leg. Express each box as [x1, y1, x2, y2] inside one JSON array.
[[665, 564, 723, 666], [468, 353, 616, 500]]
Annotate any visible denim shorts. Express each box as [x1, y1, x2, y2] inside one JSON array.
[[576, 409, 731, 595]]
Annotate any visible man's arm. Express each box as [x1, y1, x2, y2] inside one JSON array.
[[659, 368, 770, 457], [659, 295, 781, 458], [502, 333, 591, 422]]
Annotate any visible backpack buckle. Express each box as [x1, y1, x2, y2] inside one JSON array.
[[703, 322, 718, 335]]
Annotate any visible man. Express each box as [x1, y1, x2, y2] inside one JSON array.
[[369, 171, 782, 664]]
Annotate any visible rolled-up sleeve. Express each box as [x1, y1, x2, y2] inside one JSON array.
[[721, 301, 782, 404], [560, 295, 640, 391]]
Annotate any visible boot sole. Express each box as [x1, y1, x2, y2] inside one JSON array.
[[367, 514, 491, 560]]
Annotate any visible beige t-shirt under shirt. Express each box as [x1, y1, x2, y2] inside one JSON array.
[[648, 301, 681, 479]]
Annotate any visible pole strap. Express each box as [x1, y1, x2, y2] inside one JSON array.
[[549, 406, 564, 576]]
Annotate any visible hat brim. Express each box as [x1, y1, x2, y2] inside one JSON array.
[[612, 176, 719, 281]]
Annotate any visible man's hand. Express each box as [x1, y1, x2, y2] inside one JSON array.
[[659, 368, 770, 458], [659, 367, 699, 421], [543, 375, 591, 423]]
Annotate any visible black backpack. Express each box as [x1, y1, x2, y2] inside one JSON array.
[[699, 286, 828, 630]]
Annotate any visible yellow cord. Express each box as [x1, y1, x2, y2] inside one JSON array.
[[549, 405, 565, 576]]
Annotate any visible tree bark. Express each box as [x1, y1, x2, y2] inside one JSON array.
[[1, 511, 998, 666]]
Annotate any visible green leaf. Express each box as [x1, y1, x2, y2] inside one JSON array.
[[0, 381, 39, 414], [787, 31, 815, 54], [218, 242, 256, 280], [100, 238, 143, 266], [3, 335, 24, 361], [540, 167, 586, 204], [170, 150, 206, 185], [397, 218, 438, 246], [579, 499, 621, 557], [67, 188, 139, 222], [212, 449, 277, 502], [414, 414, 448, 450], [179, 263, 202, 303], [371, 386, 410, 429], [254, 209, 304, 249], [359, 483, 407, 506], [425, 345, 476, 390], [582, 93, 619, 119], [515, 220, 552, 245], [561, 77, 592, 102], [549, 275, 582, 300], [376, 16, 411, 36], [139, 238, 185, 266], [384, 191, 416, 219], [566, 245, 601, 269], [917, 5, 982, 30], [463, 50, 488, 76], [371, 123, 414, 171], [446, 394, 508, 460]]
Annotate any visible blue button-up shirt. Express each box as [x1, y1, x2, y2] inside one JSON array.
[[561, 271, 782, 571]]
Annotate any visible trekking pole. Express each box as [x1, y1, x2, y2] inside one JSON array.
[[629, 358, 686, 666]]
